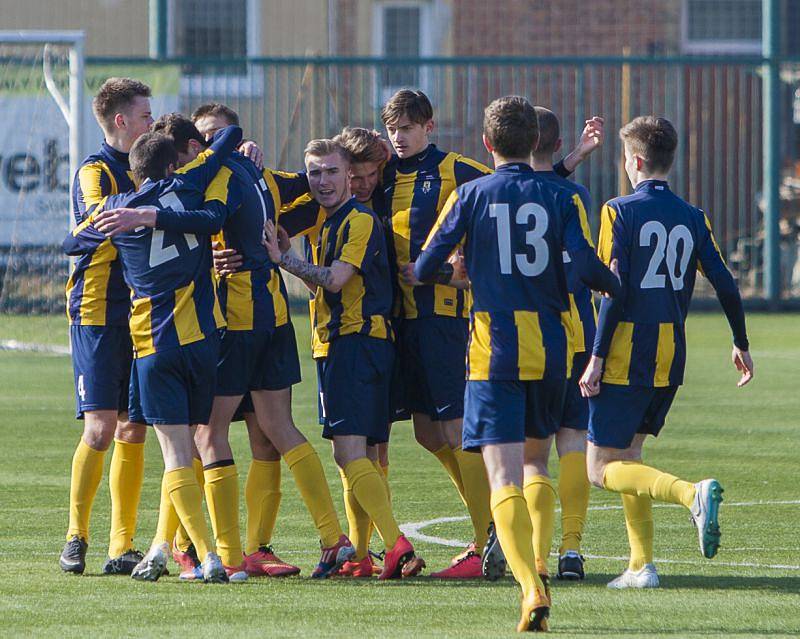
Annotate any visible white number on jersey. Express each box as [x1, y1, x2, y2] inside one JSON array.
[[489, 202, 550, 277], [639, 221, 694, 290], [147, 191, 200, 268], [77, 374, 86, 401]]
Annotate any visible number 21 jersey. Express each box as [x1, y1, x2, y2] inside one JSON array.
[[597, 179, 729, 387]]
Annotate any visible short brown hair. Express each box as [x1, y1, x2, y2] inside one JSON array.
[[92, 77, 151, 129], [303, 138, 352, 163], [335, 127, 386, 164], [129, 132, 178, 183], [533, 107, 560, 157], [152, 113, 206, 154], [483, 96, 539, 159], [190, 102, 240, 126], [619, 116, 678, 173], [380, 89, 433, 126]]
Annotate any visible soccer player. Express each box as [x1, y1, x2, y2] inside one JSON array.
[[264, 138, 424, 580], [579, 116, 754, 589], [189, 105, 355, 579], [60, 78, 153, 575], [529, 107, 603, 581], [415, 95, 620, 631], [63, 124, 243, 582]]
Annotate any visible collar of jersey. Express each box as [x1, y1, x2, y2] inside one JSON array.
[[635, 179, 670, 193], [323, 196, 357, 224], [397, 143, 437, 170], [495, 162, 534, 173], [101, 141, 129, 165]]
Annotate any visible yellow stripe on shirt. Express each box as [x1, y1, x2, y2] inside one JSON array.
[[468, 311, 492, 380], [654, 323, 676, 387], [597, 203, 617, 265], [603, 321, 634, 385], [515, 310, 546, 380]]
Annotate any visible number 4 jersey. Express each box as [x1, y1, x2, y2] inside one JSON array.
[[417, 162, 619, 382], [595, 179, 746, 387]]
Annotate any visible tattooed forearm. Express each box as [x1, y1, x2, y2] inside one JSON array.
[[279, 250, 333, 289]]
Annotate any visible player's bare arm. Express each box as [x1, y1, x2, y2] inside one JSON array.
[[561, 116, 605, 173], [264, 219, 355, 293]]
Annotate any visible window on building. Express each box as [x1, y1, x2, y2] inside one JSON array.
[[169, 0, 248, 74], [682, 0, 762, 53]]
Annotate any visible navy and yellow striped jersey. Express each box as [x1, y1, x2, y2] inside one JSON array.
[[595, 179, 742, 387], [63, 126, 242, 357], [536, 171, 597, 353], [205, 157, 308, 332], [66, 142, 136, 326], [314, 198, 393, 344], [379, 144, 491, 320], [415, 163, 606, 382]]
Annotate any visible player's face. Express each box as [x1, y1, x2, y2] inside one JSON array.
[[385, 115, 432, 158], [123, 96, 154, 144], [306, 152, 351, 211], [194, 114, 230, 141], [175, 139, 203, 168], [349, 161, 380, 203], [623, 142, 639, 186]]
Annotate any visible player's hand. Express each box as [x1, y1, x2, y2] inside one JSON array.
[[380, 137, 394, 163], [239, 140, 264, 170], [577, 116, 604, 158], [449, 250, 469, 288], [212, 240, 243, 276], [400, 262, 420, 286], [94, 207, 157, 236], [263, 219, 284, 264], [732, 346, 754, 387], [275, 223, 291, 253], [579, 355, 604, 397]]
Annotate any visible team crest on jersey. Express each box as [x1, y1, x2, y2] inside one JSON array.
[[422, 180, 431, 194]]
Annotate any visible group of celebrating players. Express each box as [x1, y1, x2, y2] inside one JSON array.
[[58, 76, 754, 632]]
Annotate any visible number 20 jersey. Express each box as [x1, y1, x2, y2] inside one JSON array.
[[424, 163, 595, 382], [597, 179, 729, 387]]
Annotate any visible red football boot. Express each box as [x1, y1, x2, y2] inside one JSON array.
[[430, 550, 483, 578], [243, 545, 301, 577], [311, 534, 355, 579], [378, 535, 425, 580]]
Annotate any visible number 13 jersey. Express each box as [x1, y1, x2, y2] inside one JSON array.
[[422, 162, 595, 382], [597, 179, 729, 387]]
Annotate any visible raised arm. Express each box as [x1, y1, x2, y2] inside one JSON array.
[[414, 189, 468, 284], [176, 125, 243, 191]]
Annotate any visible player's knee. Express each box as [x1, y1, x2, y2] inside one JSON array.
[[413, 423, 443, 452], [114, 419, 146, 444], [82, 412, 117, 450], [587, 461, 606, 488]]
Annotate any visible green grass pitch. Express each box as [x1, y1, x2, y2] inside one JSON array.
[[1, 312, 798, 637]]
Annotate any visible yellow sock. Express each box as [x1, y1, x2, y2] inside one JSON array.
[[338, 467, 372, 560], [244, 459, 281, 555], [153, 471, 180, 547], [165, 467, 212, 559], [604, 461, 696, 508], [66, 440, 105, 540], [557, 451, 590, 554], [490, 485, 546, 601], [453, 447, 492, 549], [175, 457, 204, 552], [622, 493, 654, 571], [107, 439, 145, 557], [344, 458, 401, 549], [523, 475, 557, 575], [284, 442, 342, 547], [433, 444, 467, 506], [374, 460, 391, 502], [204, 464, 243, 567]]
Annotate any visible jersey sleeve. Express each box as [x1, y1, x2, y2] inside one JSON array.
[[263, 168, 310, 209], [453, 155, 492, 186], [73, 162, 113, 224], [174, 125, 243, 192], [277, 194, 323, 238], [336, 213, 379, 272], [415, 189, 468, 282], [62, 209, 108, 256]]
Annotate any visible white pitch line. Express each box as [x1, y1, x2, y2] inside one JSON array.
[[400, 499, 800, 570]]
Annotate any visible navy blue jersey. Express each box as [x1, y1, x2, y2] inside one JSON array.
[[416, 163, 600, 382], [595, 179, 737, 386], [63, 126, 242, 357], [536, 170, 597, 353]]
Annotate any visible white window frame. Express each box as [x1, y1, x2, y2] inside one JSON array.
[[166, 0, 263, 96], [372, 0, 440, 104], [680, 0, 762, 54]]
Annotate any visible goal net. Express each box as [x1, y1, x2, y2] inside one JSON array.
[[0, 32, 83, 351]]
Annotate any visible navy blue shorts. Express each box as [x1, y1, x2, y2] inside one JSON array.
[[70, 325, 132, 419], [132, 335, 219, 426], [398, 316, 468, 421], [216, 328, 273, 396], [261, 323, 302, 391], [315, 357, 326, 426], [463, 378, 566, 451], [321, 335, 394, 445], [588, 383, 679, 449], [561, 351, 590, 431]]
